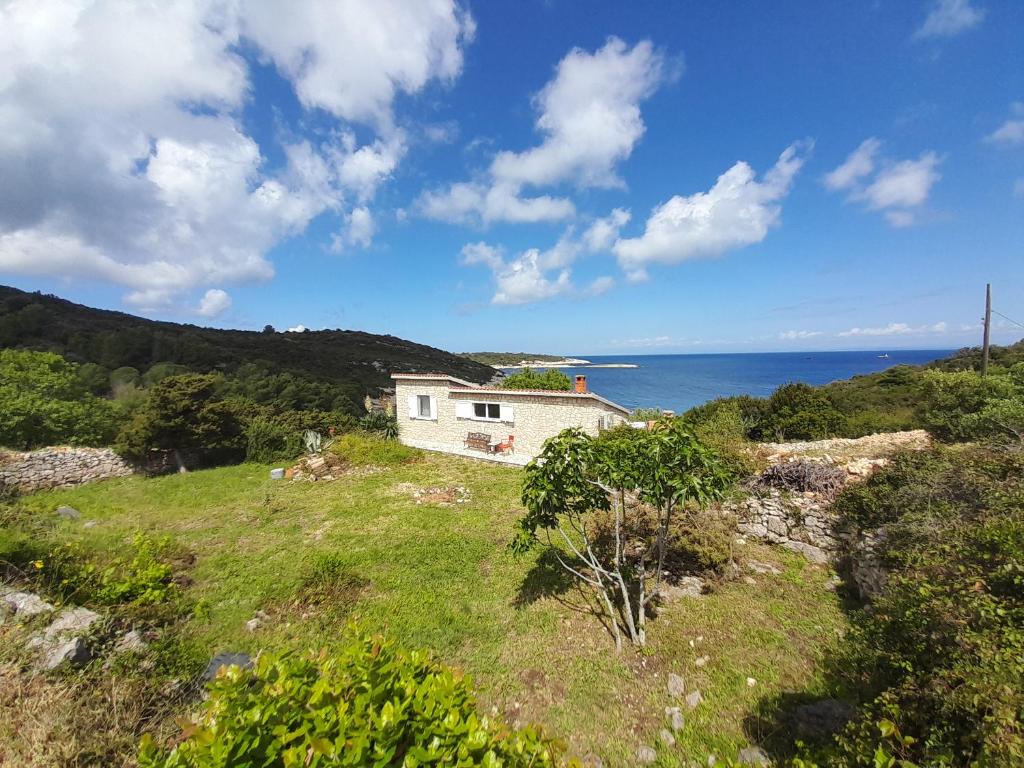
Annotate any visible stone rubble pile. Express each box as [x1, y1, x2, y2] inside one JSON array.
[[0, 447, 135, 492], [287, 453, 347, 482]]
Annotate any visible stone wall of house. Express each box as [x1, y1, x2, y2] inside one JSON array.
[[0, 447, 136, 492], [395, 377, 626, 461]]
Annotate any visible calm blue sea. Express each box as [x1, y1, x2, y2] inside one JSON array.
[[507, 350, 955, 414]]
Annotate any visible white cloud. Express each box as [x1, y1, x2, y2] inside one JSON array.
[[332, 206, 376, 251], [985, 102, 1024, 146], [826, 141, 942, 227], [197, 288, 232, 318], [285, 324, 308, 333], [823, 138, 880, 191], [583, 276, 615, 297], [492, 250, 572, 306], [239, 0, 474, 129], [460, 242, 504, 270], [0, 0, 473, 309], [613, 142, 809, 275], [779, 330, 823, 340], [582, 208, 631, 252], [490, 38, 668, 189], [914, 0, 985, 40], [417, 181, 574, 225], [838, 321, 947, 337], [417, 37, 667, 226]]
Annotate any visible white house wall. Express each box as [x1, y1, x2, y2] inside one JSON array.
[[394, 378, 626, 463]]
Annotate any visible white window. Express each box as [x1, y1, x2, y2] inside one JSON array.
[[455, 400, 514, 423], [407, 394, 436, 420], [474, 402, 500, 419]]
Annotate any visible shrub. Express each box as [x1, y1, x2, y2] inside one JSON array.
[[0, 349, 121, 449], [918, 367, 1021, 442], [330, 432, 419, 466], [244, 415, 294, 463], [629, 407, 663, 421], [755, 383, 846, 442], [358, 410, 398, 440], [139, 635, 559, 767], [680, 398, 760, 478], [501, 367, 572, 391], [814, 446, 1024, 765]]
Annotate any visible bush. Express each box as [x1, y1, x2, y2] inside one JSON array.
[[755, 383, 846, 442], [330, 432, 419, 467], [359, 410, 398, 440], [0, 349, 120, 448], [680, 398, 760, 478], [919, 365, 1024, 443], [813, 446, 1024, 765], [139, 635, 559, 767], [501, 367, 572, 391]]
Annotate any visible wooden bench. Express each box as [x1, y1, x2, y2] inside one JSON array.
[[464, 432, 492, 452]]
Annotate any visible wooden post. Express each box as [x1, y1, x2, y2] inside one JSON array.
[[982, 283, 991, 376]]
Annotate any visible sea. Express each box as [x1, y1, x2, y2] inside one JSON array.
[[504, 349, 955, 414]]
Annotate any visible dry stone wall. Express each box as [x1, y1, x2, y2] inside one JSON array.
[[0, 447, 135, 492]]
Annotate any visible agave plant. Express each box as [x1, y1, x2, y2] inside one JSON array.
[[360, 411, 399, 440]]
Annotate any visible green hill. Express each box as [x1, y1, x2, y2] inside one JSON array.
[[0, 285, 496, 413]]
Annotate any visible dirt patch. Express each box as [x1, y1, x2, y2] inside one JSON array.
[[393, 482, 471, 506]]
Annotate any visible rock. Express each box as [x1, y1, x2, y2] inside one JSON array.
[[636, 746, 657, 764], [783, 540, 829, 565], [56, 505, 81, 520], [743, 576, 757, 586], [793, 698, 856, 737], [202, 652, 253, 682], [581, 755, 603, 768], [83, 520, 98, 528], [747, 560, 781, 575], [45, 607, 101, 638], [245, 617, 262, 632], [661, 576, 705, 601], [2, 591, 54, 617], [42, 637, 90, 669], [659, 729, 676, 748], [746, 677, 757, 687], [685, 690, 703, 710], [115, 630, 147, 654], [694, 655, 710, 668], [737, 746, 770, 765], [667, 672, 686, 697], [665, 705, 684, 732]]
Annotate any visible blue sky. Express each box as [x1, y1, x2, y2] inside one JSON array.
[[0, 0, 1021, 354]]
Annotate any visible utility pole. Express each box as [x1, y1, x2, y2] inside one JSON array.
[[982, 283, 991, 376]]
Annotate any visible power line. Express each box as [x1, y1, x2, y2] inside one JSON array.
[[992, 310, 1024, 330]]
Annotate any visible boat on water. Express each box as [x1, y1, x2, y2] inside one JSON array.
[[877, 353, 890, 359]]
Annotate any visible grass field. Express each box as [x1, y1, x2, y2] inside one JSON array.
[[4, 446, 849, 766]]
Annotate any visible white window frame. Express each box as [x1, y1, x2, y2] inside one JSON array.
[[456, 400, 514, 423], [473, 402, 501, 421], [407, 393, 436, 421], [417, 395, 431, 419]]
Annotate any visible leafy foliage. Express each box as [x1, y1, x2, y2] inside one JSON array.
[[359, 410, 399, 440], [139, 635, 559, 767], [500, 367, 573, 391], [330, 432, 420, 466], [0, 349, 120, 449], [811, 447, 1024, 766], [754, 383, 847, 441], [919, 364, 1024, 443], [513, 421, 733, 648]]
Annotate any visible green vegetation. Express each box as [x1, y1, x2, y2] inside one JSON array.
[[140, 636, 559, 768], [791, 446, 1024, 766], [0, 284, 495, 417], [460, 352, 566, 367], [329, 431, 419, 466], [500, 367, 573, 391], [0, 349, 120, 449], [1, 453, 845, 765], [514, 421, 732, 649]]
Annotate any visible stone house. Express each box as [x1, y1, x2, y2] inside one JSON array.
[[392, 372, 630, 465]]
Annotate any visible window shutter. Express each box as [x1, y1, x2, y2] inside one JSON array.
[[455, 401, 473, 419], [407, 395, 417, 418], [428, 396, 437, 420], [500, 404, 515, 423]]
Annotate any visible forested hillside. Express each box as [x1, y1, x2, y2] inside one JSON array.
[[0, 286, 495, 413]]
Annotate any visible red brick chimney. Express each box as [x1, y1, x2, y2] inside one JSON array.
[[575, 374, 587, 394]]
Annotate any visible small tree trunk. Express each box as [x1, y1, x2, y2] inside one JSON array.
[[637, 550, 647, 646]]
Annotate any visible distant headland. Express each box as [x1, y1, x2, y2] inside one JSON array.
[[459, 352, 638, 369]]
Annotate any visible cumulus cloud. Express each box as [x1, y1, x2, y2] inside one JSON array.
[[0, 0, 472, 309], [197, 288, 232, 318], [826, 140, 942, 227], [613, 142, 810, 280], [914, 0, 985, 40], [779, 330, 823, 340], [838, 321, 947, 337], [332, 206, 376, 252], [985, 102, 1024, 146], [417, 37, 668, 225], [582, 208, 631, 252]]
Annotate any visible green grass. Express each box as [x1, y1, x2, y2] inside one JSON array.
[[10, 451, 848, 766]]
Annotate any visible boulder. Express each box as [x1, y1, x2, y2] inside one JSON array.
[[685, 690, 703, 710], [42, 637, 91, 670], [747, 560, 781, 576], [659, 729, 676, 748], [667, 672, 686, 697], [44, 607, 101, 639], [202, 652, 253, 682], [56, 505, 81, 520], [2, 591, 55, 618], [636, 746, 657, 765], [115, 630, 147, 654], [793, 698, 856, 738], [737, 746, 770, 765], [661, 576, 705, 601], [665, 705, 684, 732]]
